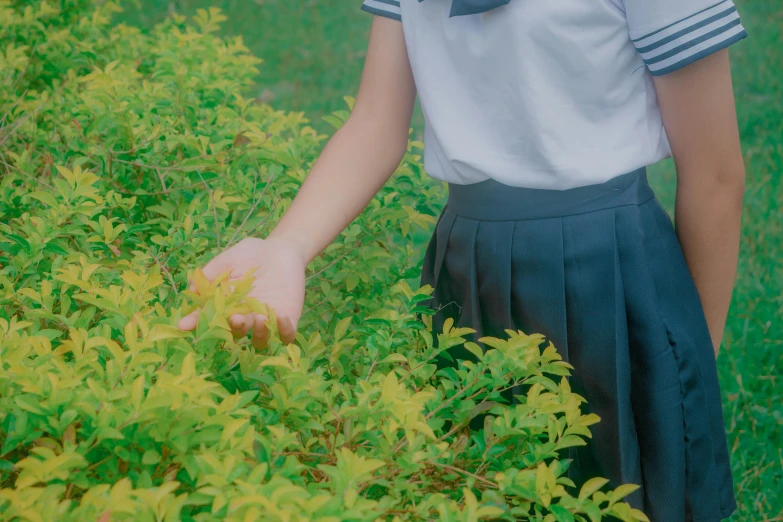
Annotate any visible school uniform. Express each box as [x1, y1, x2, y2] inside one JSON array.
[[360, 0, 747, 520]]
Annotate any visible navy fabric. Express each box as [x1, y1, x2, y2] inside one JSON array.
[[418, 0, 510, 17], [419, 168, 737, 521]]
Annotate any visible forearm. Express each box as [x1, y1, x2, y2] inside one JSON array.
[[674, 178, 744, 357], [267, 114, 408, 265]]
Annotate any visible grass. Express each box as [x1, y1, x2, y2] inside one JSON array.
[[120, 0, 425, 136], [121, 1, 782, 519]]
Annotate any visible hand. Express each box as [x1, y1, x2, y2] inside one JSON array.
[[177, 237, 307, 349]]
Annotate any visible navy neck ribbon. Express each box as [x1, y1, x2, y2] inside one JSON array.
[[418, 0, 511, 17]]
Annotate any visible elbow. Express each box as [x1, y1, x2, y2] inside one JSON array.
[[696, 165, 746, 212], [678, 158, 746, 194], [718, 164, 746, 203], [677, 160, 746, 216], [720, 159, 746, 191]]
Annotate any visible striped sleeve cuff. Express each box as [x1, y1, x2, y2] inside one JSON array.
[[361, 0, 402, 21], [632, 0, 748, 76]]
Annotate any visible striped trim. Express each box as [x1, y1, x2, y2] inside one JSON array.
[[632, 0, 747, 76], [361, 0, 402, 21]]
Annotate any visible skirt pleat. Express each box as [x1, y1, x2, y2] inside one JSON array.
[[419, 169, 737, 521], [561, 207, 643, 504]]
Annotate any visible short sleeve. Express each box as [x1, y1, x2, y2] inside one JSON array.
[[361, 0, 402, 22], [624, 0, 748, 76]]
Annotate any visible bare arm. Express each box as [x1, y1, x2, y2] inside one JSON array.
[[267, 17, 416, 264], [652, 49, 746, 357], [177, 17, 416, 346]]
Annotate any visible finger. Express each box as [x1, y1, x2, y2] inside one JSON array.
[[251, 314, 269, 351], [178, 310, 200, 331], [97, 510, 110, 522], [229, 313, 253, 338], [277, 315, 296, 345]]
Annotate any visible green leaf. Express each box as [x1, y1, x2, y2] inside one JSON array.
[[464, 341, 484, 360], [381, 353, 407, 364], [578, 477, 609, 500], [381, 372, 399, 403], [467, 401, 498, 420], [36, 329, 64, 341], [178, 158, 218, 172], [581, 500, 602, 522], [555, 435, 587, 450], [142, 450, 162, 465], [149, 324, 189, 342], [549, 504, 575, 522], [98, 427, 125, 441], [132, 376, 145, 411], [15, 395, 46, 414], [609, 483, 641, 504], [364, 317, 392, 328], [334, 316, 352, 341], [322, 114, 344, 130], [27, 191, 59, 207], [43, 241, 70, 256], [5, 234, 30, 252]]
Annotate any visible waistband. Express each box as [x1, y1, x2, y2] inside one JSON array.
[[445, 167, 655, 221]]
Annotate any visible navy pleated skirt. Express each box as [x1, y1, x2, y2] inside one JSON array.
[[419, 168, 736, 521]]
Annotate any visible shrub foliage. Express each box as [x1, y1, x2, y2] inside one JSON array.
[[0, 2, 650, 521]]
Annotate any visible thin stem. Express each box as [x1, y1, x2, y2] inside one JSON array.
[[112, 180, 212, 196], [0, 81, 68, 149], [426, 461, 499, 489], [197, 170, 222, 250], [426, 373, 483, 420], [305, 237, 365, 282], [226, 166, 276, 248], [112, 158, 190, 173], [136, 232, 179, 295]]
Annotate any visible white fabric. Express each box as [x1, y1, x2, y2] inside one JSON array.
[[361, 0, 747, 189]]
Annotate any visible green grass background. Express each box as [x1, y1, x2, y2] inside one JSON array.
[[121, 1, 781, 519]]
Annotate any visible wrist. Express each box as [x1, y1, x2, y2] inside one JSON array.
[[265, 229, 312, 266]]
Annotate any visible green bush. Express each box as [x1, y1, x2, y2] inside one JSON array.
[[0, 2, 650, 520]]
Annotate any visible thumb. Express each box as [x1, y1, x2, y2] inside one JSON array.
[[178, 310, 199, 331], [201, 251, 236, 281]]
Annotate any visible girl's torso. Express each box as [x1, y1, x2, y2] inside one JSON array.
[[361, 0, 747, 189]]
